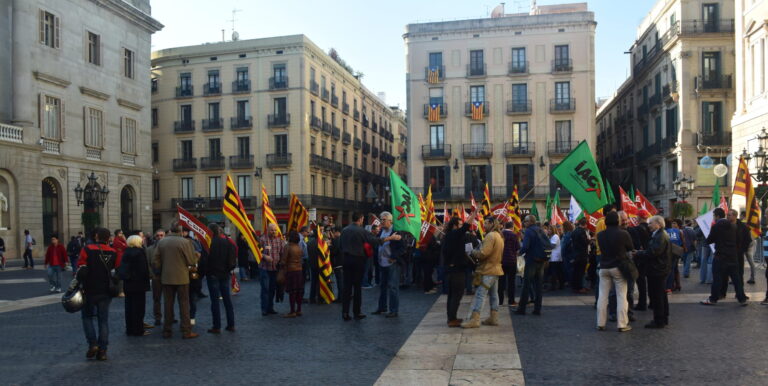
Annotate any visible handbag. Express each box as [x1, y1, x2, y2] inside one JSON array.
[[96, 246, 120, 298], [276, 264, 286, 287], [670, 243, 684, 259], [618, 257, 639, 282]]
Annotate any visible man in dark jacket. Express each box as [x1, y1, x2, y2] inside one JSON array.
[[570, 218, 590, 293], [702, 208, 748, 306], [67, 236, 82, 272], [442, 211, 477, 327], [200, 224, 236, 333], [629, 213, 651, 310], [329, 227, 343, 302], [636, 215, 671, 328], [515, 215, 549, 316]]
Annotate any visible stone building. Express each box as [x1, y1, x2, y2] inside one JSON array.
[[404, 3, 596, 210], [0, 0, 162, 258], [150, 35, 401, 230]]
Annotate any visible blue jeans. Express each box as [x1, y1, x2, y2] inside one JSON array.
[[260, 270, 277, 314], [47, 266, 62, 289], [464, 268, 474, 292], [362, 258, 373, 287], [682, 251, 695, 277], [699, 245, 713, 284], [377, 264, 400, 313], [207, 276, 235, 329], [518, 261, 545, 313], [238, 264, 249, 280], [82, 296, 111, 349], [470, 275, 499, 314]]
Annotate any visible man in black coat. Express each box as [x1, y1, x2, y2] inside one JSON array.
[[200, 224, 236, 333], [570, 219, 590, 293], [628, 213, 651, 310], [636, 216, 671, 328], [701, 208, 748, 306]]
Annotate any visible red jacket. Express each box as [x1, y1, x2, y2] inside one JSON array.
[[112, 237, 127, 261], [45, 244, 68, 266]]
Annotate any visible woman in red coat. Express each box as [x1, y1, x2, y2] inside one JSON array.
[[44, 234, 68, 292]]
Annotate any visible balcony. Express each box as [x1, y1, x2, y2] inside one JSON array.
[[464, 102, 489, 117], [649, 93, 662, 108], [353, 137, 362, 150], [174, 120, 195, 133], [331, 94, 339, 107], [310, 116, 321, 132], [680, 19, 734, 35], [633, 42, 662, 76], [230, 116, 252, 130], [506, 100, 532, 115], [462, 143, 493, 159], [362, 142, 371, 154], [663, 81, 678, 103], [269, 76, 288, 90], [424, 65, 445, 83], [422, 103, 447, 120], [229, 155, 254, 169], [699, 132, 731, 147], [232, 80, 251, 94], [266, 153, 292, 168], [695, 75, 732, 90], [342, 102, 349, 115], [310, 154, 341, 174], [549, 99, 575, 113], [202, 118, 223, 132], [342, 165, 353, 178], [362, 116, 369, 128], [508, 61, 528, 75], [466, 63, 486, 77], [322, 122, 332, 136], [637, 103, 649, 119], [342, 131, 351, 145], [552, 58, 573, 73], [421, 145, 451, 160], [321, 88, 329, 102], [310, 81, 319, 95], [267, 114, 290, 128], [332, 127, 341, 140], [200, 156, 225, 170], [172, 158, 197, 171], [0, 123, 23, 144], [175, 86, 193, 98], [548, 141, 578, 156], [353, 109, 360, 121], [504, 142, 535, 157], [372, 146, 379, 158], [203, 83, 221, 96]]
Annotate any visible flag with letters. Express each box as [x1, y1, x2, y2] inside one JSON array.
[[261, 185, 282, 238], [734, 157, 762, 238], [286, 193, 308, 233], [619, 187, 639, 226], [428, 103, 441, 122], [471, 101, 484, 120], [223, 175, 262, 263], [634, 189, 658, 215], [551, 140, 608, 213], [389, 168, 421, 240], [177, 205, 212, 252]]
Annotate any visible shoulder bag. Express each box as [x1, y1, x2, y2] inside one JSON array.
[[97, 245, 120, 298]]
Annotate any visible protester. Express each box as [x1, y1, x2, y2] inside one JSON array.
[[44, 234, 67, 293], [198, 223, 237, 332], [681, 220, 697, 279], [546, 223, 565, 291], [121, 235, 151, 337], [67, 235, 82, 273], [181, 227, 204, 325], [152, 222, 199, 339], [22, 229, 34, 269], [373, 212, 405, 318], [461, 216, 504, 328], [77, 227, 119, 361], [636, 216, 671, 328], [259, 223, 285, 316], [147, 230, 165, 326], [516, 215, 550, 316], [628, 211, 651, 310], [596, 212, 634, 332], [570, 218, 590, 293], [306, 229, 321, 304], [498, 221, 520, 306], [665, 219, 683, 292], [299, 226, 311, 284], [701, 209, 748, 306], [282, 231, 305, 318], [420, 234, 441, 294], [339, 212, 401, 321]]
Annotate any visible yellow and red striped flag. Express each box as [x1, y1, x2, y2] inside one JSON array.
[[428, 103, 441, 122], [261, 185, 282, 238], [418, 193, 428, 223], [471, 101, 484, 120], [286, 193, 308, 233], [427, 66, 440, 84], [443, 202, 451, 224], [425, 185, 437, 225], [223, 175, 262, 263], [316, 225, 335, 304], [507, 185, 523, 235], [734, 157, 762, 238]]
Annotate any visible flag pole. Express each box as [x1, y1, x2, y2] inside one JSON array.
[[518, 174, 551, 202]]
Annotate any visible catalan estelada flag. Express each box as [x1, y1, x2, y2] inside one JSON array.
[[261, 185, 282, 238], [316, 225, 335, 304], [223, 174, 262, 263], [286, 193, 308, 233], [471, 101, 484, 120], [507, 185, 523, 235], [428, 103, 441, 122], [427, 66, 440, 84]]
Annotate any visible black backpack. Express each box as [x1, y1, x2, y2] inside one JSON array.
[[535, 228, 555, 262]]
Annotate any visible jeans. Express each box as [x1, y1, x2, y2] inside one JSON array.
[[470, 275, 499, 314], [260, 270, 277, 314], [238, 264, 249, 280], [682, 251, 695, 277], [446, 270, 465, 321], [362, 257, 373, 287], [597, 268, 629, 328], [82, 296, 111, 348], [207, 276, 235, 329], [517, 260, 545, 313], [746, 239, 757, 281], [377, 264, 401, 313], [47, 266, 62, 289], [69, 255, 79, 272], [699, 245, 713, 284], [498, 264, 517, 305], [709, 258, 747, 303], [647, 274, 669, 326], [23, 248, 33, 268]]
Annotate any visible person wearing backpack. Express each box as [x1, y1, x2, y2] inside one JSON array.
[[515, 215, 553, 315]]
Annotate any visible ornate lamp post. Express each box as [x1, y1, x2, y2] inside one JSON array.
[[672, 174, 695, 222], [74, 171, 109, 207]]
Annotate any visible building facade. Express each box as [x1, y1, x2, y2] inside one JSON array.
[[150, 35, 401, 231], [0, 0, 162, 259], [732, 0, 768, 212], [597, 0, 734, 215], [404, 3, 596, 211]]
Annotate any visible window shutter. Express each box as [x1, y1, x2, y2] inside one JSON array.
[[506, 164, 514, 197], [60, 99, 65, 140], [464, 165, 471, 198], [82, 106, 88, 146], [54, 15, 60, 49], [38, 10, 45, 43], [38, 93, 44, 135]]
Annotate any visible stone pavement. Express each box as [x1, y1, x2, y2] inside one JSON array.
[[376, 296, 524, 386]]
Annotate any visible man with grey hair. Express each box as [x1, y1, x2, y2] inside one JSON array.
[[152, 222, 198, 339], [373, 211, 402, 317]]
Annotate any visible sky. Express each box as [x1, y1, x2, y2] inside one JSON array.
[[151, 0, 658, 108]]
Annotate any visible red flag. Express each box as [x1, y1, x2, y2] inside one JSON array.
[[634, 189, 658, 215], [585, 210, 604, 233], [177, 205, 212, 252], [718, 195, 729, 213], [491, 202, 508, 222], [370, 214, 381, 228], [443, 202, 451, 224], [619, 187, 639, 226], [417, 221, 438, 250]]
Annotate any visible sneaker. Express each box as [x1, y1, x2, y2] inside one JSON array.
[[190, 319, 196, 326], [56, 288, 62, 293], [49, 286, 55, 293], [596, 326, 606, 331], [747, 279, 756, 284], [739, 301, 749, 307], [700, 299, 716, 305], [618, 326, 632, 332]]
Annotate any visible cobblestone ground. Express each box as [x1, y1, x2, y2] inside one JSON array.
[[512, 266, 768, 385], [0, 261, 438, 386]]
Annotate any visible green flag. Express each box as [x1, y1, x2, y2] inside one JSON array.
[[551, 140, 609, 213], [699, 202, 709, 215], [552, 189, 561, 222], [605, 179, 616, 206], [389, 169, 420, 240], [629, 184, 636, 201], [711, 178, 720, 208], [530, 200, 540, 221], [545, 194, 552, 222]]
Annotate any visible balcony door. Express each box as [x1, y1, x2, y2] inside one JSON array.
[[470, 124, 486, 144], [429, 52, 442, 67], [702, 52, 721, 83], [274, 97, 286, 118], [470, 85, 485, 103], [465, 165, 490, 199], [702, 3, 718, 31], [512, 122, 528, 147], [275, 134, 288, 155], [180, 105, 192, 123], [430, 125, 444, 151], [555, 82, 570, 104], [208, 138, 221, 159], [180, 140, 193, 160], [555, 120, 571, 151]]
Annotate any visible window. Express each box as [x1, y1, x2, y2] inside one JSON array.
[[39, 10, 60, 48], [643, 125, 649, 147], [87, 32, 100, 65], [511, 47, 526, 71], [666, 107, 678, 139], [181, 177, 194, 199], [42, 95, 62, 139], [332, 179, 337, 197], [208, 102, 220, 120], [208, 138, 221, 158], [275, 174, 289, 198], [123, 48, 134, 78], [152, 143, 159, 163], [273, 64, 286, 80], [702, 102, 722, 135], [209, 177, 222, 198], [428, 52, 443, 67], [429, 125, 444, 150], [669, 161, 678, 187], [85, 107, 103, 148], [512, 83, 527, 103], [151, 78, 158, 93], [237, 175, 251, 197], [236, 67, 248, 81], [655, 116, 662, 142], [555, 45, 569, 61], [180, 104, 192, 123], [343, 181, 348, 199], [310, 136, 316, 154], [555, 82, 570, 103], [555, 120, 571, 148], [470, 85, 485, 102], [152, 180, 160, 201], [274, 134, 288, 155], [654, 72, 661, 96], [121, 117, 137, 154], [237, 136, 250, 156], [424, 166, 449, 195], [321, 141, 327, 157], [331, 144, 336, 160], [321, 177, 327, 196], [470, 124, 486, 144], [469, 50, 484, 74], [180, 73, 192, 90], [512, 122, 528, 147], [311, 175, 316, 195], [702, 3, 719, 31], [702, 52, 721, 85], [151, 108, 158, 128], [509, 164, 532, 190], [180, 140, 193, 160], [236, 100, 249, 120], [208, 70, 220, 87], [466, 165, 489, 197]]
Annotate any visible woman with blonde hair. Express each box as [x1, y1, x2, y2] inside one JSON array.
[[121, 235, 152, 336]]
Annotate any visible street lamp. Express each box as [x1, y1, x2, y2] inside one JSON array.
[[74, 171, 109, 207], [193, 195, 206, 217], [672, 174, 695, 202]]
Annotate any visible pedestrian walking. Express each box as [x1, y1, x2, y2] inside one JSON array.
[[22, 229, 34, 269], [259, 223, 285, 316], [67, 236, 82, 274], [120, 235, 151, 337], [44, 234, 68, 292], [200, 224, 236, 333], [636, 216, 671, 328], [701, 209, 748, 306], [282, 231, 305, 318], [596, 212, 634, 332], [498, 221, 520, 306], [515, 215, 552, 316], [152, 222, 199, 339], [462, 216, 504, 329]]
